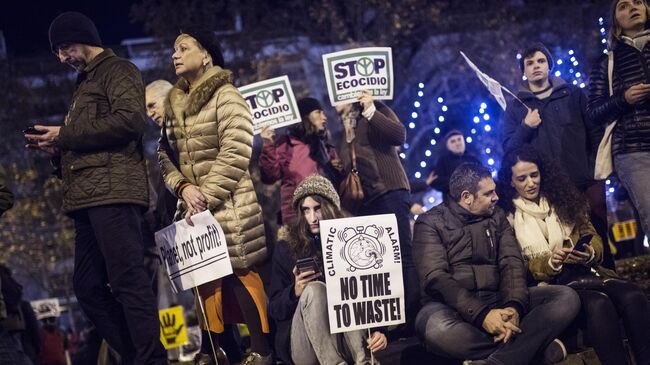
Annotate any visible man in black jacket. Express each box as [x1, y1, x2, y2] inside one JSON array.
[[413, 163, 579, 365], [501, 42, 613, 269], [25, 12, 166, 364]]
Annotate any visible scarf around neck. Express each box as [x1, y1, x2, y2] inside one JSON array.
[[512, 197, 574, 259], [621, 29, 650, 52]]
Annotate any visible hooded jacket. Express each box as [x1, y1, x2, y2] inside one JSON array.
[[413, 201, 529, 327], [502, 76, 602, 188], [158, 66, 266, 269]]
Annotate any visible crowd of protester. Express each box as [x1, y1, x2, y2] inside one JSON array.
[[1, 0, 649, 364]]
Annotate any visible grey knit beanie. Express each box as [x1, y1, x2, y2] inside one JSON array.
[[292, 175, 340, 211]]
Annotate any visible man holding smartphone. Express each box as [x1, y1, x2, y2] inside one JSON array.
[[24, 12, 166, 365]]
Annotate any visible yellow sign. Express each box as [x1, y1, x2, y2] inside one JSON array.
[[159, 306, 188, 349], [612, 220, 637, 242]]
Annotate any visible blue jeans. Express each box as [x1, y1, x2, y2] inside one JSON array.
[[415, 286, 580, 365], [290, 282, 371, 365], [615, 152, 650, 235]]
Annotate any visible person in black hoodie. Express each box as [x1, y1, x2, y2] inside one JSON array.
[[427, 129, 480, 203], [268, 175, 387, 365]]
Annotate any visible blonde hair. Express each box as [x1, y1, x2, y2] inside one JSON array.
[[608, 0, 650, 47]]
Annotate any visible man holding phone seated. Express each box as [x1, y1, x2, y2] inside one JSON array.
[[268, 175, 387, 365]]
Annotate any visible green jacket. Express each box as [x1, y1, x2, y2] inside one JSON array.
[[57, 49, 149, 213], [0, 165, 13, 217]]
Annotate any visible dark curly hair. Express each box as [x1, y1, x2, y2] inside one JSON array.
[[496, 145, 589, 226]]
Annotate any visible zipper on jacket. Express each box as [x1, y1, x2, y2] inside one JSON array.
[[485, 229, 495, 258]]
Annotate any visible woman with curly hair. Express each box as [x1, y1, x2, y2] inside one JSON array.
[[497, 145, 650, 365], [268, 175, 387, 365]]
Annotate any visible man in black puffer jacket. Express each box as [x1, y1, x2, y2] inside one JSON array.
[[413, 163, 580, 365]]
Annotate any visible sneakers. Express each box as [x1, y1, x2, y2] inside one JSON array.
[[462, 360, 488, 365], [241, 352, 273, 365], [542, 338, 567, 365]]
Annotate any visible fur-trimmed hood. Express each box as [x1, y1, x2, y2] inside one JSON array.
[[164, 66, 233, 120]]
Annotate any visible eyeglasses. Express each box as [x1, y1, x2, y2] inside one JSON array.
[[52, 43, 74, 57]]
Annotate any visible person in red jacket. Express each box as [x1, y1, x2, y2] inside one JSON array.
[[259, 97, 343, 224]]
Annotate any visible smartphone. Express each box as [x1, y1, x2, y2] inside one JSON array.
[[22, 126, 46, 135], [572, 234, 594, 252], [296, 257, 319, 274]]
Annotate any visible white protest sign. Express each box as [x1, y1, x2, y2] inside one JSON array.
[[239, 75, 301, 134], [155, 210, 232, 293], [31, 298, 60, 320], [322, 47, 394, 106], [320, 214, 405, 334]]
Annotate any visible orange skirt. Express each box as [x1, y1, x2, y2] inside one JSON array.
[[195, 269, 269, 334]]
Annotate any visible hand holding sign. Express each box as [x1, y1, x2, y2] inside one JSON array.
[[180, 185, 207, 213], [524, 108, 541, 128], [357, 91, 374, 112], [155, 210, 232, 293], [260, 126, 276, 145], [366, 331, 387, 353]]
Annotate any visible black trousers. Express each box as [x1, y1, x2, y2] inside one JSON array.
[[575, 279, 650, 365], [71, 204, 167, 365]]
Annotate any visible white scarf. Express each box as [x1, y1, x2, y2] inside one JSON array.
[[512, 197, 574, 259], [621, 29, 650, 52]]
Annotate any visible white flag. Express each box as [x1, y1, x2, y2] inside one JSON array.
[[460, 51, 508, 111]]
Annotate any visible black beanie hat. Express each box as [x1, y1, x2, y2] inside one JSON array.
[[49, 12, 102, 52], [443, 129, 463, 144], [297, 97, 322, 119], [179, 26, 225, 68]]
